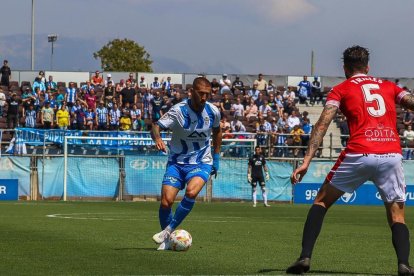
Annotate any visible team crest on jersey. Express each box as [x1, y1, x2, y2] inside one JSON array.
[[204, 116, 210, 124], [160, 113, 170, 121]]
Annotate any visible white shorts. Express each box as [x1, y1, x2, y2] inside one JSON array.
[[326, 152, 406, 203]]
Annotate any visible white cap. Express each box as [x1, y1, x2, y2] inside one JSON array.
[[107, 73, 112, 78]]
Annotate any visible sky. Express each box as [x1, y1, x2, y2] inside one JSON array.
[[0, 0, 413, 77]]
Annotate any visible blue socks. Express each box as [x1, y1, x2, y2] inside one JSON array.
[[159, 206, 172, 230], [168, 196, 195, 230]]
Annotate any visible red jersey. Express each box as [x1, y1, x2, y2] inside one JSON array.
[[326, 74, 409, 154]]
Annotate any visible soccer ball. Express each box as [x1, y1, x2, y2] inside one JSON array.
[[169, 229, 192, 251]]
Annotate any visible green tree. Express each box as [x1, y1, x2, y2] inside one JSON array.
[[93, 38, 153, 72]]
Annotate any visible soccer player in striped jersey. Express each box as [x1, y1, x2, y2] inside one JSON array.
[[287, 45, 414, 275], [151, 77, 222, 250]]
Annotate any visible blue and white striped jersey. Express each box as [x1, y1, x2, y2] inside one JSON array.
[[66, 88, 77, 103], [157, 100, 221, 165], [96, 107, 108, 123]]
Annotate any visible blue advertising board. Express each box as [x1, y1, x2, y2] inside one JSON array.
[[294, 183, 414, 206], [0, 179, 19, 200]]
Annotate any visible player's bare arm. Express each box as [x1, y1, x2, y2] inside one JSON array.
[[212, 126, 222, 154], [151, 123, 167, 152], [291, 104, 338, 184], [400, 94, 414, 110]]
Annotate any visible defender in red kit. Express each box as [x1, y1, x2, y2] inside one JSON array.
[[286, 45, 414, 275]]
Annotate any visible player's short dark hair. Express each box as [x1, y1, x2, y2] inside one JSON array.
[[342, 45, 370, 73], [193, 77, 211, 89], [255, 146, 261, 150]]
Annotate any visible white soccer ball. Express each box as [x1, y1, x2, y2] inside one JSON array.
[[169, 229, 192, 251]]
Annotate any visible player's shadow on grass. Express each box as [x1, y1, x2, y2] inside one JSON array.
[[258, 268, 389, 275]]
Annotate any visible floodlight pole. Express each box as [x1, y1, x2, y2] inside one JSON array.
[[48, 34, 58, 70], [31, 0, 35, 70]]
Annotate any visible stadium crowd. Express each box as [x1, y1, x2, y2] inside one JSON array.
[[1, 62, 411, 158]]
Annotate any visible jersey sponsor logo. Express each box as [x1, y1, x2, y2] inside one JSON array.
[[188, 131, 207, 138], [340, 191, 357, 203], [129, 159, 149, 170], [364, 125, 397, 142], [254, 161, 262, 166]]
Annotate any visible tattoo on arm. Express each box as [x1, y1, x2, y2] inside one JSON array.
[[306, 104, 338, 158], [400, 94, 414, 110]]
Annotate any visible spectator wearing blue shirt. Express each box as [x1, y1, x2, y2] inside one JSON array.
[[298, 76, 311, 106], [248, 84, 261, 101], [150, 77, 161, 90], [32, 77, 46, 94]]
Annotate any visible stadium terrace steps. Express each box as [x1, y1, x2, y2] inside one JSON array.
[[296, 103, 342, 158]]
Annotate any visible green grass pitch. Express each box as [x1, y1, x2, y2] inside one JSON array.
[[0, 201, 410, 275]]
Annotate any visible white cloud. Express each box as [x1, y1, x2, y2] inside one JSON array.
[[256, 0, 318, 23]]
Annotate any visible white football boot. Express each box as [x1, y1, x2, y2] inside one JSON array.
[[152, 229, 170, 244]]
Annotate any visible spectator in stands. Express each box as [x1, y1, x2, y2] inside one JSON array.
[[24, 104, 36, 128], [298, 75, 311, 99], [103, 81, 115, 106], [151, 90, 164, 122], [55, 90, 65, 109], [105, 74, 115, 87], [211, 78, 220, 95], [91, 70, 104, 87], [109, 103, 121, 130], [254, 73, 267, 91], [150, 77, 161, 90], [275, 94, 284, 117], [84, 88, 97, 110], [6, 93, 20, 129], [74, 103, 87, 130], [161, 95, 172, 114], [142, 88, 153, 119], [266, 80, 275, 94], [85, 107, 95, 130], [283, 99, 295, 115], [232, 76, 244, 94], [0, 88, 5, 117], [21, 87, 35, 115], [138, 76, 148, 89], [65, 82, 77, 108], [127, 73, 136, 87], [277, 112, 289, 131], [162, 76, 173, 96], [290, 124, 304, 157], [120, 80, 137, 107], [116, 79, 126, 95], [220, 93, 232, 112], [248, 84, 260, 101], [122, 101, 131, 115], [171, 92, 182, 106], [245, 97, 259, 119], [231, 97, 244, 117], [41, 101, 54, 129], [259, 100, 272, 117], [403, 125, 414, 159], [220, 115, 231, 131], [70, 99, 81, 129], [38, 71, 46, 83], [56, 103, 70, 130], [311, 76, 322, 105], [301, 111, 310, 124], [0, 60, 11, 87], [230, 115, 246, 133], [81, 80, 94, 94], [96, 101, 109, 130], [276, 128, 289, 157], [48, 92, 58, 112], [32, 77, 46, 94], [287, 110, 301, 131], [403, 109, 414, 128], [255, 115, 271, 146], [46, 75, 57, 92], [255, 93, 265, 108], [130, 103, 142, 131], [298, 83, 309, 106], [269, 117, 279, 154], [283, 87, 295, 102], [219, 74, 232, 94], [268, 94, 277, 112], [301, 117, 312, 155], [339, 117, 350, 147], [119, 111, 132, 131]]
